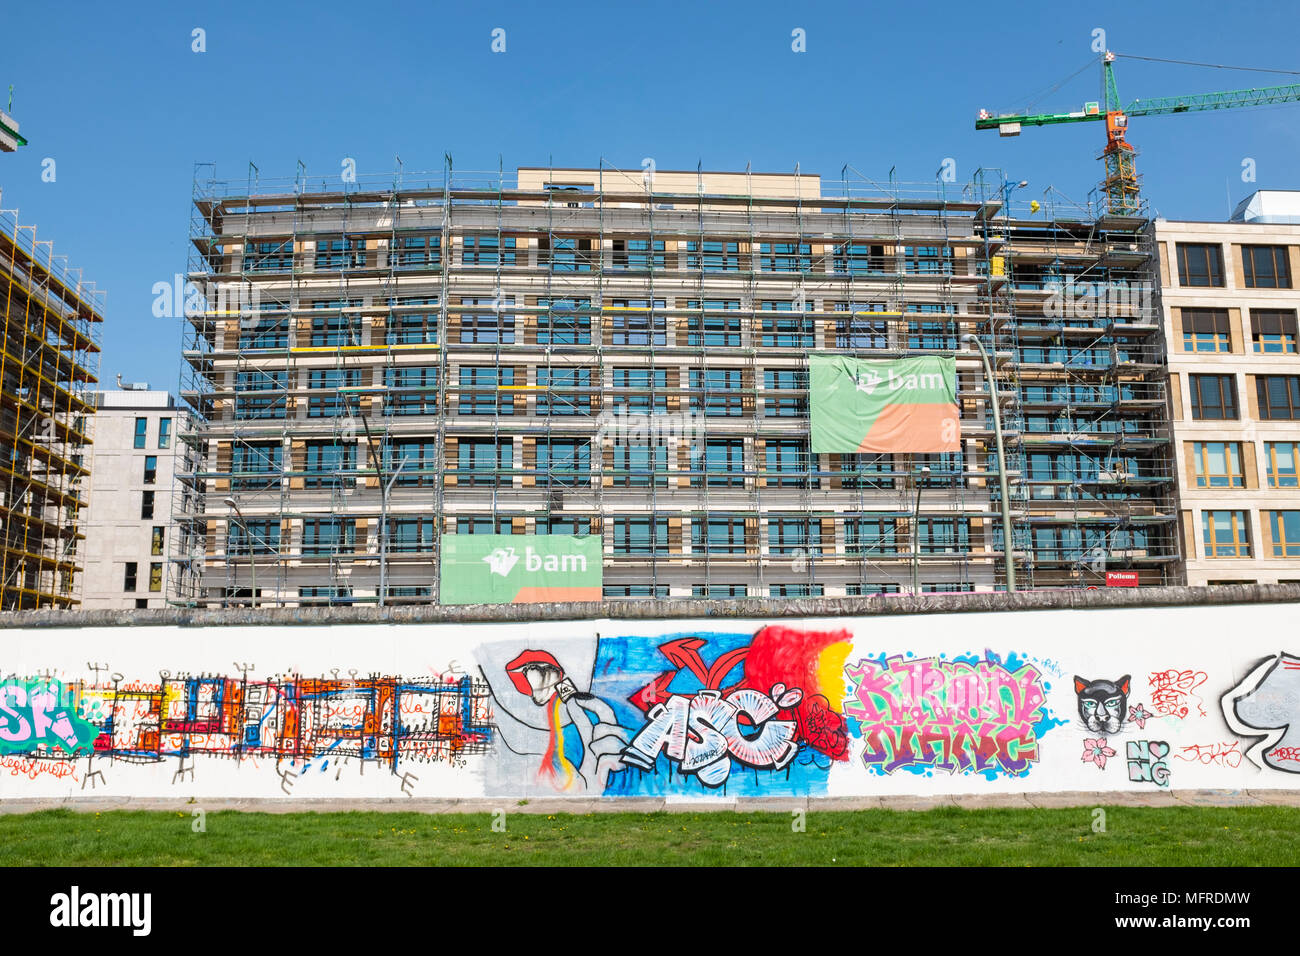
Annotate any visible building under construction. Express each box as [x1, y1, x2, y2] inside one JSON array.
[[173, 162, 1179, 606], [0, 201, 103, 609]]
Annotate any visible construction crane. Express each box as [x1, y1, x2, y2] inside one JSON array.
[[976, 51, 1300, 216]]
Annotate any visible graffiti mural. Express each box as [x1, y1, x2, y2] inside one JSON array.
[[843, 653, 1059, 778], [0, 672, 494, 788], [1, 603, 1298, 798], [1223, 652, 1300, 773]]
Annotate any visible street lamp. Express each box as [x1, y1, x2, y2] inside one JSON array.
[[223, 496, 257, 608], [911, 465, 931, 595], [961, 333, 1017, 592]]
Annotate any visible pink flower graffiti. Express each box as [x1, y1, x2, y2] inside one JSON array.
[[1128, 704, 1151, 729], [1082, 737, 1116, 769]]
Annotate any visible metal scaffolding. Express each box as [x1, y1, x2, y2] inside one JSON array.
[[169, 161, 1178, 607]]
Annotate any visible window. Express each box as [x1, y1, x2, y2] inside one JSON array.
[[605, 585, 670, 599], [232, 443, 282, 491], [1256, 375, 1300, 420], [141, 491, 155, 520], [149, 563, 163, 592], [841, 454, 895, 489], [459, 366, 514, 415], [686, 239, 742, 272], [298, 586, 354, 607], [307, 368, 361, 418], [227, 519, 280, 555], [124, 562, 138, 592], [764, 439, 815, 488], [760, 302, 815, 348], [845, 518, 899, 556], [390, 234, 441, 269], [847, 582, 900, 595], [388, 517, 436, 553], [834, 305, 889, 349], [540, 236, 595, 272], [134, 417, 147, 449], [702, 439, 745, 487], [764, 369, 808, 417], [922, 583, 974, 593], [916, 452, 964, 488], [384, 366, 439, 416], [770, 584, 824, 598], [917, 518, 971, 554], [612, 517, 670, 555], [902, 245, 953, 276], [234, 370, 287, 420], [686, 300, 742, 347], [239, 317, 289, 350], [387, 312, 439, 346], [537, 298, 592, 345], [151, 526, 165, 556], [387, 439, 438, 487], [690, 368, 744, 417], [692, 584, 747, 598], [143, 456, 158, 484], [461, 234, 515, 266], [302, 518, 356, 556], [758, 242, 811, 273], [612, 368, 668, 414], [1191, 442, 1244, 488], [768, 518, 821, 555], [608, 299, 666, 345], [310, 313, 362, 347], [458, 438, 512, 486], [304, 441, 355, 488], [691, 517, 748, 554], [1182, 309, 1231, 353], [158, 417, 172, 449], [536, 516, 589, 535], [455, 516, 512, 535], [315, 237, 366, 269], [907, 317, 959, 351], [1189, 374, 1238, 420], [459, 297, 515, 343], [611, 239, 666, 270], [1176, 243, 1224, 287], [1267, 511, 1300, 557], [611, 441, 668, 487], [537, 367, 592, 415], [1266, 442, 1300, 488], [832, 243, 887, 275], [1252, 310, 1298, 354], [536, 438, 590, 487], [1202, 510, 1251, 557], [1242, 245, 1291, 289], [244, 239, 294, 272]]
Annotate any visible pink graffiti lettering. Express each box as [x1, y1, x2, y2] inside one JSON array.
[[844, 656, 1048, 776], [1148, 669, 1208, 719], [622, 685, 800, 787], [1174, 741, 1242, 768]]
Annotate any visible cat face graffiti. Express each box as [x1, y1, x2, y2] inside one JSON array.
[[1074, 675, 1131, 734]]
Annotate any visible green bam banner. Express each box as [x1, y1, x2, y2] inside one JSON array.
[[440, 534, 603, 605], [809, 355, 960, 453]]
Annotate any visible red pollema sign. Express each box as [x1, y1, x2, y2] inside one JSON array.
[[1106, 571, 1140, 587]]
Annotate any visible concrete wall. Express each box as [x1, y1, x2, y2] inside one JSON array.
[[2, 586, 1298, 800]]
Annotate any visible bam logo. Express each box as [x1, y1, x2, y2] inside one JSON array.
[[524, 548, 587, 573], [854, 371, 882, 395], [483, 548, 520, 577]]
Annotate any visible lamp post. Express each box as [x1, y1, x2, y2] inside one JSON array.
[[961, 333, 1017, 592], [223, 496, 257, 608], [911, 465, 931, 595]]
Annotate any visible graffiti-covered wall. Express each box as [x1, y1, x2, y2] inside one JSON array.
[[1, 602, 1297, 798]]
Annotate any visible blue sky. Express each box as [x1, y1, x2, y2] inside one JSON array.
[[4, 0, 1299, 388]]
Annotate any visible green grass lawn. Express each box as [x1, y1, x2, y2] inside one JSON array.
[[2, 806, 1295, 866]]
